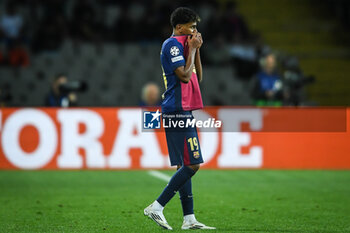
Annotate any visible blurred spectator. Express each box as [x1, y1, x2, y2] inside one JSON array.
[[0, 2, 31, 67], [139, 82, 161, 106], [45, 74, 77, 107], [251, 53, 284, 106], [0, 3, 24, 45], [7, 39, 30, 67]]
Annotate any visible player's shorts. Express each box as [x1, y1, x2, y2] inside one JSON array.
[[163, 111, 204, 166]]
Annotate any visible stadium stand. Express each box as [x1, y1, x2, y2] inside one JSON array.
[[0, 0, 349, 107]]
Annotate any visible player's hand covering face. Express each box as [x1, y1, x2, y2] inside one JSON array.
[[192, 32, 203, 48], [188, 32, 202, 49]]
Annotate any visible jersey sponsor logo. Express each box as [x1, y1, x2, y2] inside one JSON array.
[[171, 55, 184, 63], [170, 46, 180, 56]]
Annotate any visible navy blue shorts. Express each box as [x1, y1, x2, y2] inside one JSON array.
[[163, 111, 204, 166]]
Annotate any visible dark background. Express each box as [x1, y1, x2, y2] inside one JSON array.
[[0, 0, 349, 107]]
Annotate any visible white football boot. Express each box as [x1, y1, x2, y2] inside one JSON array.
[[144, 201, 173, 230], [181, 215, 216, 230]]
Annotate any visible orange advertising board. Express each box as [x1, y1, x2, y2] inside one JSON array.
[[0, 107, 349, 170]]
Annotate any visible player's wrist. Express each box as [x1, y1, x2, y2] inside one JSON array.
[[188, 44, 196, 50], [188, 46, 197, 54]]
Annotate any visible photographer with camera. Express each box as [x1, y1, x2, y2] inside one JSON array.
[[45, 74, 81, 107], [251, 53, 286, 106]]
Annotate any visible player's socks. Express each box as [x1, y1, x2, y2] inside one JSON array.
[[157, 166, 196, 207], [151, 200, 164, 211], [184, 214, 196, 222], [179, 178, 194, 216]]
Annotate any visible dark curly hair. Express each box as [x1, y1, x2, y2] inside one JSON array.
[[170, 7, 200, 28]]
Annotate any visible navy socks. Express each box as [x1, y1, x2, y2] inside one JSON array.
[[179, 178, 194, 216], [157, 166, 196, 207]]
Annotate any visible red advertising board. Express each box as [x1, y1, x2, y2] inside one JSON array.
[[0, 107, 349, 170]]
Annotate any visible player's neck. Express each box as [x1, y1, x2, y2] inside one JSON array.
[[172, 30, 183, 36]]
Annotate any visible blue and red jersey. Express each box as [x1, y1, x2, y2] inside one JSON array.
[[160, 35, 203, 113]]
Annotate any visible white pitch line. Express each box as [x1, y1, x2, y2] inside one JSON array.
[[148, 170, 171, 182]]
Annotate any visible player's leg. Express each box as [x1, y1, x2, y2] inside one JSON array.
[[155, 122, 201, 208], [177, 165, 194, 217], [179, 130, 216, 230], [180, 165, 215, 230], [177, 164, 215, 230], [144, 128, 198, 230], [156, 164, 198, 207], [144, 164, 198, 230], [177, 122, 201, 217], [144, 111, 212, 230]]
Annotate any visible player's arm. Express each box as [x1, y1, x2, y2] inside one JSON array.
[[174, 49, 196, 83], [195, 48, 202, 83], [174, 35, 201, 83], [194, 32, 203, 83]]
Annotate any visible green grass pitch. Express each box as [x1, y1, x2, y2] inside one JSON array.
[[1, 170, 350, 233]]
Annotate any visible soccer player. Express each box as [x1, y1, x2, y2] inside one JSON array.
[[144, 7, 215, 230]]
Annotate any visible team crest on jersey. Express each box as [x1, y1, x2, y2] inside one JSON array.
[[170, 46, 180, 56], [193, 151, 200, 159]]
